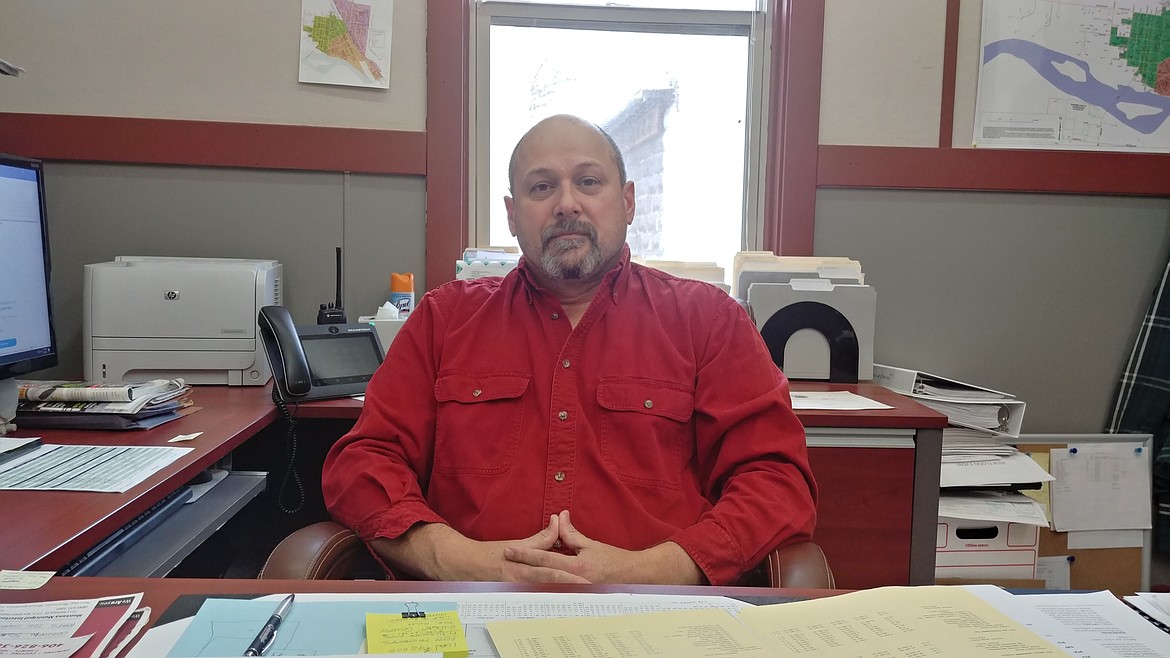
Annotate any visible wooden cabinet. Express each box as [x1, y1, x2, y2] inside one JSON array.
[[793, 383, 947, 589]]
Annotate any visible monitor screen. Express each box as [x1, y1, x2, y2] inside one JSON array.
[[0, 154, 58, 380]]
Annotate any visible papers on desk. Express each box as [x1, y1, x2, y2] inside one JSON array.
[[789, 390, 893, 411], [132, 592, 755, 658], [0, 444, 191, 492], [131, 588, 1170, 658], [0, 593, 146, 658]]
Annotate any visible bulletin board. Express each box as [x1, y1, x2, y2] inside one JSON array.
[[1015, 434, 1154, 596]]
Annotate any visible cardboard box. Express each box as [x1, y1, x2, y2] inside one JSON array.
[[935, 516, 1039, 580]]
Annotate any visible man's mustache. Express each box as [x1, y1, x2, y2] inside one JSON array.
[[542, 220, 597, 245]]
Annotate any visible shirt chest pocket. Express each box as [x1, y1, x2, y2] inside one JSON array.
[[434, 373, 530, 475], [596, 377, 695, 489]]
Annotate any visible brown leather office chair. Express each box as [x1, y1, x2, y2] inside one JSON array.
[[258, 520, 834, 588]]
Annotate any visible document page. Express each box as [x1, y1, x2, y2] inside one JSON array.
[[487, 608, 770, 658], [0, 593, 143, 658], [0, 445, 191, 492], [968, 586, 1169, 656], [736, 586, 1066, 657]]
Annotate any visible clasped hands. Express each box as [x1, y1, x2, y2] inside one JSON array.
[[404, 510, 704, 585]]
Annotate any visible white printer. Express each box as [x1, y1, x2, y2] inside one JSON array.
[[83, 256, 282, 385]]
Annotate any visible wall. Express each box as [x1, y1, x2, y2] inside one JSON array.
[[816, 0, 1170, 432], [0, 1, 429, 379], [0, 1, 426, 130]]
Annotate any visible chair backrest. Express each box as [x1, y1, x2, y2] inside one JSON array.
[[258, 521, 383, 580]]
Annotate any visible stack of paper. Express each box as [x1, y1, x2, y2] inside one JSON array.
[[13, 378, 193, 430], [0, 593, 149, 658]]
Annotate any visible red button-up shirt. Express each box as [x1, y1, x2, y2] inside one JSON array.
[[322, 248, 817, 585]]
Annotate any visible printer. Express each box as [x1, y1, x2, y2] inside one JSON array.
[[83, 256, 282, 385]]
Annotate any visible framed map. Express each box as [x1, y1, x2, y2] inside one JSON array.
[[300, 0, 393, 89], [974, 1, 1170, 152]]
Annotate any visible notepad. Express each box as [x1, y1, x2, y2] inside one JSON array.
[[367, 610, 469, 657]]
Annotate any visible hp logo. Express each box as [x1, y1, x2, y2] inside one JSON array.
[[165, 290, 180, 300]]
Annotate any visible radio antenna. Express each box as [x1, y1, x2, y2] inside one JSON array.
[[334, 246, 344, 310], [316, 246, 348, 324]]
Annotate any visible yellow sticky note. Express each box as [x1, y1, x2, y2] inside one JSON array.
[[366, 610, 469, 657]]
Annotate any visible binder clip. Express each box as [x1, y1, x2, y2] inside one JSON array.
[[401, 602, 426, 619]]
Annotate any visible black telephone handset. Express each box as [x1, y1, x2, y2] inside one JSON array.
[[257, 304, 385, 402], [258, 305, 313, 399]]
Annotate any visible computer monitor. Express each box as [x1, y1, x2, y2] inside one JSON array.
[[0, 153, 58, 434]]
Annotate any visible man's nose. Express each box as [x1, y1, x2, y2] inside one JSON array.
[[553, 183, 581, 217]]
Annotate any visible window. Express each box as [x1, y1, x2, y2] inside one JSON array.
[[472, 1, 771, 280]]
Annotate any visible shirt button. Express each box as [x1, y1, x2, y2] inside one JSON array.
[[554, 539, 562, 549], [562, 359, 571, 368], [551, 312, 560, 320], [554, 471, 566, 482], [644, 399, 654, 409], [558, 410, 568, 421], [472, 389, 482, 397]]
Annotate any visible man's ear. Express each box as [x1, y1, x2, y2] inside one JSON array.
[[623, 181, 636, 225], [504, 195, 518, 236]]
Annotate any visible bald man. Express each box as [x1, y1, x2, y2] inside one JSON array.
[[323, 115, 816, 585]]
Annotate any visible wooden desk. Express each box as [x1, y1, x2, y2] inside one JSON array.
[[0, 381, 942, 587], [0, 386, 278, 573], [295, 383, 947, 590]]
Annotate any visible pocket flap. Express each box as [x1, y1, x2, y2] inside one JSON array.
[[435, 373, 530, 403], [597, 378, 694, 421]]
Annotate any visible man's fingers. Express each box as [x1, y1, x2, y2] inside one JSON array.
[[557, 510, 593, 551], [518, 515, 560, 550], [501, 559, 590, 584]]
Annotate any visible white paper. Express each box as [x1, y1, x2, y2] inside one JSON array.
[[788, 391, 892, 410], [938, 491, 1050, 526], [1050, 443, 1152, 532], [0, 445, 191, 493], [0, 593, 142, 658], [0, 571, 53, 591], [940, 451, 1055, 488], [1124, 594, 1170, 628], [1065, 529, 1145, 550], [966, 586, 1169, 657], [1035, 556, 1072, 590]]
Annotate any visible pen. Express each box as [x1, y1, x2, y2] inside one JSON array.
[[243, 593, 295, 656]]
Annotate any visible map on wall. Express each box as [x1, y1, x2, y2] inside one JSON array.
[[299, 0, 393, 89], [974, 0, 1170, 152]]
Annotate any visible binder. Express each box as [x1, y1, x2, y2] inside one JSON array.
[[874, 364, 1026, 437]]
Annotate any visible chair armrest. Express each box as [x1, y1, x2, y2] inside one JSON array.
[[258, 521, 384, 580], [763, 541, 835, 589]]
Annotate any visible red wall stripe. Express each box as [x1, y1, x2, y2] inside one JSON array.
[[0, 113, 425, 175], [818, 145, 1170, 196]]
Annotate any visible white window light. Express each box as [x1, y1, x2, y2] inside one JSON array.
[[471, 1, 772, 282]]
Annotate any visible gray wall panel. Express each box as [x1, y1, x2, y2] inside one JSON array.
[[39, 163, 425, 380], [814, 188, 1170, 433]]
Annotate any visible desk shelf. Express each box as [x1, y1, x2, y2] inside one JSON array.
[[91, 471, 267, 578]]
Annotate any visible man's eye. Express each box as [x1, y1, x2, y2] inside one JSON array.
[[580, 178, 600, 187], [531, 182, 552, 194]]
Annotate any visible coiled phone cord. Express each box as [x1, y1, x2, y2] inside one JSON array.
[[271, 385, 305, 514]]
